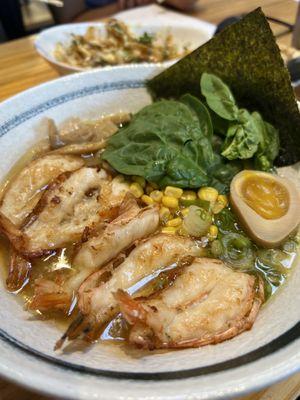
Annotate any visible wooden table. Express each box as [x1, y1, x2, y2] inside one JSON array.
[[0, 0, 300, 399]]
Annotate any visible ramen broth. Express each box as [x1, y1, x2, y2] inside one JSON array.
[[0, 139, 298, 345]]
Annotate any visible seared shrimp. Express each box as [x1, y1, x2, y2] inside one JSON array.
[[116, 258, 264, 350], [48, 113, 130, 155], [30, 194, 159, 313], [0, 167, 130, 291], [73, 195, 159, 270], [56, 234, 204, 348], [0, 154, 84, 227], [20, 167, 107, 256]]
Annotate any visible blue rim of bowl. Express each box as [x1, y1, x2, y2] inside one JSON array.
[[0, 78, 299, 381]]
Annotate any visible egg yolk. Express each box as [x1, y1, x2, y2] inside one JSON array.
[[241, 175, 289, 220]]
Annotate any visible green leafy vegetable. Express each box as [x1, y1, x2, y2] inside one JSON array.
[[180, 94, 213, 139], [199, 73, 279, 168], [102, 99, 237, 189], [251, 112, 280, 170], [148, 8, 300, 166], [208, 109, 229, 136], [221, 119, 259, 160], [200, 73, 238, 121], [209, 161, 242, 192]]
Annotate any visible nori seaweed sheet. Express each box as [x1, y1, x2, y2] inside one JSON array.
[[148, 8, 300, 166]]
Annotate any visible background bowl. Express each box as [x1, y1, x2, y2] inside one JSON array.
[[34, 22, 213, 75], [0, 65, 299, 400]]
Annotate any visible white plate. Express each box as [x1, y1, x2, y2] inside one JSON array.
[[0, 65, 299, 400], [34, 21, 213, 75]]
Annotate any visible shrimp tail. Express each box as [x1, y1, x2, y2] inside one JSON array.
[[55, 313, 101, 350], [29, 278, 71, 312], [6, 251, 31, 292], [55, 313, 85, 350], [115, 290, 158, 350], [114, 289, 146, 324]]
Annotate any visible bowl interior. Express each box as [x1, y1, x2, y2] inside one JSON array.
[[0, 66, 299, 398]]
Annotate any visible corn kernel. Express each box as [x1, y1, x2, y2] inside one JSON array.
[[212, 194, 229, 214], [150, 190, 163, 202], [166, 217, 182, 227], [181, 190, 197, 201], [212, 203, 222, 214], [132, 176, 146, 188], [159, 206, 171, 220], [181, 207, 190, 217], [164, 186, 183, 199], [198, 187, 218, 203], [218, 194, 228, 207], [161, 226, 177, 235], [130, 182, 144, 198], [208, 225, 218, 240], [145, 184, 154, 195], [162, 196, 179, 209], [141, 194, 154, 206]]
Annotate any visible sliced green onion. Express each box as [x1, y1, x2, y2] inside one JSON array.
[[183, 205, 212, 237], [180, 198, 210, 210], [220, 232, 254, 270]]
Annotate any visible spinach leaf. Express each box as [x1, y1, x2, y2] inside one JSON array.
[[199, 73, 279, 167], [102, 99, 238, 190], [180, 94, 213, 140], [102, 100, 219, 188], [264, 121, 280, 161], [200, 73, 238, 121], [208, 108, 229, 136], [221, 117, 259, 160], [252, 112, 279, 170], [210, 161, 242, 193]]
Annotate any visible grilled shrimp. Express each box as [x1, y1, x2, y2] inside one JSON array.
[[0, 167, 130, 291], [0, 154, 84, 227], [48, 113, 130, 154], [56, 234, 204, 348], [20, 167, 107, 256], [116, 258, 264, 350], [73, 195, 159, 270], [30, 194, 159, 313]]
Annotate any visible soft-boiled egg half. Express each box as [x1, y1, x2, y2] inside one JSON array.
[[230, 170, 300, 248]]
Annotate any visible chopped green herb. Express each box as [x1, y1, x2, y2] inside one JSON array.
[[139, 32, 154, 45]]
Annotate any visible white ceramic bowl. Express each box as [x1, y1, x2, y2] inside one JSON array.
[[35, 22, 212, 75], [0, 65, 299, 400]]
